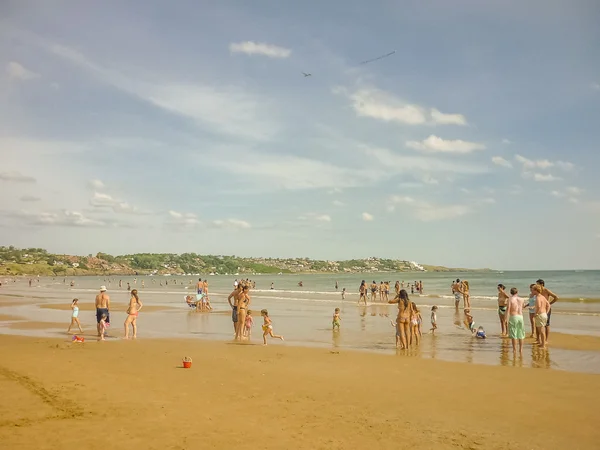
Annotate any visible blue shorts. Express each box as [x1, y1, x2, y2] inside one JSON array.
[[546, 309, 552, 326], [96, 308, 109, 324], [231, 306, 238, 323]]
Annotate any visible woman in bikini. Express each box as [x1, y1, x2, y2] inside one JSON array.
[[124, 289, 143, 339], [235, 285, 251, 340], [497, 284, 510, 337], [388, 289, 412, 349]]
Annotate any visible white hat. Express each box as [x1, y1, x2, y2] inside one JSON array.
[[100, 286, 107, 292]]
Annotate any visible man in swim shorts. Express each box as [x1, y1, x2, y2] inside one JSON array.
[[536, 279, 559, 343], [533, 284, 551, 349], [227, 284, 241, 333], [506, 287, 525, 356], [95, 286, 110, 337], [451, 279, 462, 309]]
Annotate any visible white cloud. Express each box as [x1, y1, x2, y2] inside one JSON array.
[[389, 195, 471, 222], [0, 171, 36, 183], [479, 198, 496, 204], [460, 188, 471, 194], [229, 41, 291, 58], [532, 173, 561, 182], [299, 213, 332, 223], [167, 210, 200, 228], [386, 205, 396, 213], [89, 192, 144, 214], [555, 161, 575, 171], [551, 190, 565, 198], [430, 108, 467, 125], [212, 219, 252, 229], [6, 62, 40, 81], [362, 212, 374, 221], [492, 156, 512, 168], [502, 139, 512, 145], [406, 135, 485, 154], [88, 179, 105, 189], [515, 155, 574, 172], [339, 87, 427, 125], [566, 186, 584, 196], [568, 197, 579, 204], [363, 145, 488, 175], [19, 195, 41, 202], [3, 210, 105, 227], [332, 200, 345, 207], [328, 188, 343, 195]]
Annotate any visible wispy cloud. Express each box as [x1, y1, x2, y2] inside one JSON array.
[[532, 173, 561, 182], [1, 210, 106, 227], [89, 192, 146, 214], [515, 154, 574, 171], [566, 186, 584, 196], [591, 82, 600, 91], [19, 195, 41, 202], [502, 138, 512, 145], [212, 219, 252, 229], [6, 61, 40, 81], [430, 108, 467, 126], [229, 41, 291, 58], [362, 212, 374, 221], [299, 213, 332, 223], [167, 210, 200, 228], [406, 135, 485, 154], [0, 171, 36, 183], [332, 200, 345, 207], [492, 156, 512, 168], [88, 179, 105, 189], [389, 195, 470, 221]]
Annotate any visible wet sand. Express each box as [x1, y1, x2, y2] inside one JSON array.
[[550, 332, 600, 351], [38, 303, 176, 312], [0, 335, 599, 450]]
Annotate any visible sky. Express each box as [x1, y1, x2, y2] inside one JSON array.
[[1, 0, 599, 270]]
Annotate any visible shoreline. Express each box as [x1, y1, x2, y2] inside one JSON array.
[[0, 334, 599, 449]]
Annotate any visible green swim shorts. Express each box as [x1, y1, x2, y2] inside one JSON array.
[[508, 315, 525, 340]]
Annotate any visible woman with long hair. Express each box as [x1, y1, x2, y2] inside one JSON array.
[[124, 289, 143, 339], [235, 285, 251, 340], [388, 289, 413, 349]]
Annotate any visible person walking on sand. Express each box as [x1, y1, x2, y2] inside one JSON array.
[[95, 286, 110, 337], [388, 290, 412, 349], [332, 308, 341, 331], [497, 284, 510, 337], [533, 285, 551, 349], [67, 298, 83, 334], [430, 306, 438, 334], [261, 309, 284, 345], [124, 289, 143, 339], [341, 288, 346, 300], [536, 279, 559, 343], [507, 287, 525, 356]]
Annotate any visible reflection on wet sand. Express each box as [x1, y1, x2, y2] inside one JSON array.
[[453, 309, 462, 328], [332, 330, 341, 348], [499, 339, 511, 367], [531, 346, 552, 369]]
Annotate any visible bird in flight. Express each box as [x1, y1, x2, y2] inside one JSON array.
[[302, 72, 312, 77]]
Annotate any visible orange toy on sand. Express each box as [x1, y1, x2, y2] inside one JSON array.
[[72, 335, 85, 343], [182, 356, 192, 368]]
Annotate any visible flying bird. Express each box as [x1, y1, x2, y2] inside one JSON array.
[[302, 72, 312, 77], [358, 50, 396, 66]]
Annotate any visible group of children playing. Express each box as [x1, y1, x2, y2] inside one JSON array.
[[240, 309, 285, 345], [331, 302, 486, 348]]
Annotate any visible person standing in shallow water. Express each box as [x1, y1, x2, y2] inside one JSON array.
[[536, 279, 559, 344], [497, 284, 510, 336], [124, 289, 143, 339], [388, 289, 412, 349], [506, 287, 525, 356], [95, 286, 110, 337], [236, 286, 251, 340]]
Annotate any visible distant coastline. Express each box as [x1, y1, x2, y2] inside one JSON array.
[[0, 246, 491, 277]]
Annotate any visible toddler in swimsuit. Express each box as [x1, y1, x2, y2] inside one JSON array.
[[332, 308, 341, 331], [99, 314, 109, 341], [464, 309, 476, 333], [243, 310, 254, 338], [261, 309, 284, 346], [430, 305, 438, 334]]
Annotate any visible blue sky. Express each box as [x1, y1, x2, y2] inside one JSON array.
[[1, 0, 599, 269]]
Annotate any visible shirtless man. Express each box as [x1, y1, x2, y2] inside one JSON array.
[[536, 279, 559, 343], [227, 285, 242, 334], [95, 286, 110, 337], [196, 278, 203, 295], [506, 287, 525, 356], [497, 284, 510, 336], [359, 281, 367, 305], [394, 281, 400, 296], [451, 279, 462, 309], [533, 284, 551, 349]]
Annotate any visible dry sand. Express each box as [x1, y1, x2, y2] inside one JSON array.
[[0, 335, 599, 450]]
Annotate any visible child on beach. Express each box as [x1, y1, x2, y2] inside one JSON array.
[[430, 306, 438, 334], [67, 298, 83, 334], [332, 308, 341, 331], [99, 314, 109, 341], [464, 309, 476, 333], [390, 318, 401, 348], [410, 302, 420, 345], [341, 288, 346, 300], [261, 309, 284, 346], [475, 326, 486, 339], [243, 310, 253, 338]]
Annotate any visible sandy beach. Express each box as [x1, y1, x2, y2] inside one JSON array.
[[0, 335, 599, 450]]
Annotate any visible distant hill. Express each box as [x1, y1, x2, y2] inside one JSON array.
[[0, 246, 490, 276]]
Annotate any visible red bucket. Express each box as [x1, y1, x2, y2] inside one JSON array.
[[183, 360, 192, 369]]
